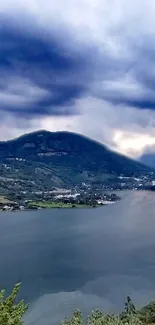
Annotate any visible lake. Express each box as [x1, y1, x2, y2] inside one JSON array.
[[0, 190, 155, 325]]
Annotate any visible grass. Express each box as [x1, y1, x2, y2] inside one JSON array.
[[28, 201, 96, 209]]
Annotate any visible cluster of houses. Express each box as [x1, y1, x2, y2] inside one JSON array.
[[0, 202, 25, 212]]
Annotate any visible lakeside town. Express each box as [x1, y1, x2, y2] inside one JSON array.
[[0, 188, 120, 212], [0, 173, 155, 212]]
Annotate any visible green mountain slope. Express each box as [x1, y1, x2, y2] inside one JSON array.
[[0, 130, 152, 193]]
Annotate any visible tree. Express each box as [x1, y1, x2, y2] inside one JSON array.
[[125, 296, 136, 315], [0, 283, 28, 325], [138, 300, 155, 325], [120, 296, 139, 324], [61, 310, 83, 325]]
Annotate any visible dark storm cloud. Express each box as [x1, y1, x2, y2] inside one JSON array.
[[105, 97, 155, 110], [1, 12, 155, 123], [90, 34, 155, 110], [0, 18, 93, 118]]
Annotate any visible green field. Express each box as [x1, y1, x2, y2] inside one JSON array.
[[28, 201, 97, 209]]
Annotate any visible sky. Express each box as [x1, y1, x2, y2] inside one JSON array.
[[1, 0, 155, 158]]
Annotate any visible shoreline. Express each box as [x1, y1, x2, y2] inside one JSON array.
[[0, 205, 101, 213], [0, 200, 120, 213]]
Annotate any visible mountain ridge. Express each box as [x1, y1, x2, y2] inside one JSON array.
[[0, 130, 109, 152], [0, 129, 149, 164], [0, 130, 153, 195]]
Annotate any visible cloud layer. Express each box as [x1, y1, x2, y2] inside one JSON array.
[[1, 0, 155, 156]]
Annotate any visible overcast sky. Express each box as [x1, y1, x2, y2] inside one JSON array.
[[1, 0, 155, 157]]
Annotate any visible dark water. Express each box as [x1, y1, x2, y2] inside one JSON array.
[[0, 191, 155, 325]]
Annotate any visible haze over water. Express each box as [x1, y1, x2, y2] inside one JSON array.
[[0, 191, 155, 325]]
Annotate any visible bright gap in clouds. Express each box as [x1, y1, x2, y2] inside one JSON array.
[[113, 131, 155, 158], [0, 0, 155, 158]]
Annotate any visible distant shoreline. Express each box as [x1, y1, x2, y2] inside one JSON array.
[[0, 204, 102, 213], [0, 201, 116, 212], [0, 194, 120, 212], [28, 201, 100, 210]]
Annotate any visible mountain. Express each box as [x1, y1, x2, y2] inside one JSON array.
[[0, 130, 153, 195], [139, 153, 155, 169]]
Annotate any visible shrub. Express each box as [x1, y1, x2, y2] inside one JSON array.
[[0, 283, 28, 325]]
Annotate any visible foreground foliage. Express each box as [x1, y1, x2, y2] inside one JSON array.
[[62, 309, 142, 325], [1, 284, 155, 325], [0, 283, 28, 325]]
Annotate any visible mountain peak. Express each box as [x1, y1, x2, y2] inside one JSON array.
[[0, 130, 153, 192]]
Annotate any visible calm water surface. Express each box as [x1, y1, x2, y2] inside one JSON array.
[[0, 191, 155, 325]]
